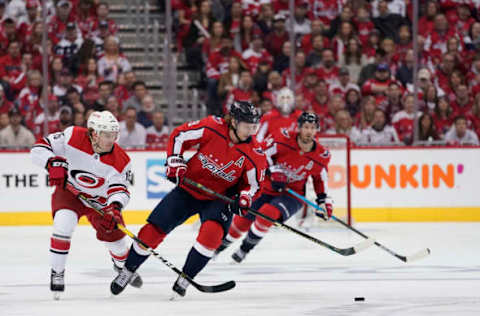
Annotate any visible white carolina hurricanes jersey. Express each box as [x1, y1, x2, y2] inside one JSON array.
[[31, 126, 132, 209]]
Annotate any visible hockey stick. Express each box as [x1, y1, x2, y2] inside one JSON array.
[[65, 182, 235, 294], [183, 177, 374, 256], [286, 188, 431, 263]]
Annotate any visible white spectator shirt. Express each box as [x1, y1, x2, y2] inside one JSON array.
[[53, 84, 83, 98], [97, 54, 132, 82], [118, 121, 146, 149], [444, 128, 479, 145], [361, 125, 401, 145], [325, 126, 364, 144], [371, 0, 406, 17]]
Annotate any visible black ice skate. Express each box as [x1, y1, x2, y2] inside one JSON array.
[[231, 248, 247, 263], [170, 275, 190, 300], [50, 269, 65, 300], [113, 260, 143, 288], [110, 267, 135, 295]]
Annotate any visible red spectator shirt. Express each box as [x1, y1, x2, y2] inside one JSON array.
[[33, 111, 61, 139], [433, 114, 453, 137], [316, 66, 339, 85], [355, 20, 374, 47], [392, 110, 421, 144], [309, 0, 340, 25], [450, 98, 473, 116], [362, 78, 396, 96], [300, 33, 330, 55], [0, 99, 13, 114], [242, 48, 273, 73], [0, 54, 26, 93], [206, 50, 243, 80], [146, 125, 169, 149], [223, 88, 254, 114], [264, 31, 289, 57], [48, 15, 77, 44]]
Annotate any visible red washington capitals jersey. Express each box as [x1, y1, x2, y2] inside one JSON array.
[[263, 130, 331, 196], [168, 116, 267, 201], [256, 108, 302, 143]]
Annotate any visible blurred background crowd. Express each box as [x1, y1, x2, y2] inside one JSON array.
[[1, 0, 480, 149]]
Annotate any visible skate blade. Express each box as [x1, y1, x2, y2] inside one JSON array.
[[169, 292, 182, 301], [53, 292, 61, 300]]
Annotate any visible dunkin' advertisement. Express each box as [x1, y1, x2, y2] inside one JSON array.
[[0, 147, 479, 223]]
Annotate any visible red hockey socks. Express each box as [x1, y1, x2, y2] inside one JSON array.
[[183, 220, 223, 278], [226, 215, 254, 242]]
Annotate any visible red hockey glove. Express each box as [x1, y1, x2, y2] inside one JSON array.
[[228, 192, 252, 216], [99, 203, 123, 233], [46, 156, 68, 188], [269, 165, 287, 192], [166, 155, 187, 185], [315, 193, 333, 221]]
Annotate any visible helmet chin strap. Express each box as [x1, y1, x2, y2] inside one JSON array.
[[230, 119, 251, 144]]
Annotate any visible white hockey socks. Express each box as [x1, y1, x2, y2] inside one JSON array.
[[50, 210, 78, 273]]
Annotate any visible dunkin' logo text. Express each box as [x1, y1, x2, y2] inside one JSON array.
[[328, 164, 463, 189]]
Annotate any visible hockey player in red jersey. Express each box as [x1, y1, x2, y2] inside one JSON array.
[[256, 87, 302, 143], [30, 111, 142, 299], [215, 112, 333, 263], [110, 101, 267, 298]]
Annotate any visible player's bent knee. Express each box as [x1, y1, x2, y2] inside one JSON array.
[[257, 204, 282, 227], [197, 220, 224, 250], [53, 209, 78, 236], [138, 223, 167, 249], [232, 215, 254, 232]]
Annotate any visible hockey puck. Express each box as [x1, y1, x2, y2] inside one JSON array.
[[354, 297, 365, 302]]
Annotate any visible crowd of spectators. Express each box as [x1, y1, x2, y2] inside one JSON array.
[[0, 0, 169, 149], [174, 0, 480, 146]]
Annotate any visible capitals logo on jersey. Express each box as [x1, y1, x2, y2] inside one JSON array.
[[197, 153, 238, 182]]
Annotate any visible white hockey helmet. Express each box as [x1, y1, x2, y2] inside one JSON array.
[[275, 87, 295, 115], [87, 111, 120, 134]]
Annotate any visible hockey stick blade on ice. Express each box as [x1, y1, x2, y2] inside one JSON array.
[[287, 188, 431, 263], [66, 183, 235, 294], [183, 178, 374, 256]]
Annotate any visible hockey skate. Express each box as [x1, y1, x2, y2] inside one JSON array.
[[50, 269, 65, 300], [113, 260, 143, 288], [170, 275, 190, 300], [110, 267, 136, 295], [231, 248, 247, 263], [212, 241, 230, 260]]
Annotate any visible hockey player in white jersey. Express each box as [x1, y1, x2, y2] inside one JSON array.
[[30, 111, 142, 299]]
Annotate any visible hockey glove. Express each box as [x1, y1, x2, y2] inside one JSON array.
[[166, 155, 187, 185], [315, 193, 333, 221], [228, 192, 252, 216], [99, 202, 123, 233], [269, 165, 287, 192], [46, 156, 68, 188]]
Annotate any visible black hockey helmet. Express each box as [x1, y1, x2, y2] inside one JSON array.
[[298, 112, 319, 128], [230, 100, 261, 124]]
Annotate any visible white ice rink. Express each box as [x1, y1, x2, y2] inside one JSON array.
[[1, 222, 479, 316]]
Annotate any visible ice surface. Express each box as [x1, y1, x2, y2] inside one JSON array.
[[1, 223, 479, 315]]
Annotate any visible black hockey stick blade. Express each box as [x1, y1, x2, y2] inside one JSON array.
[[286, 188, 431, 263], [66, 183, 236, 294], [148, 248, 236, 293], [184, 177, 374, 256]]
